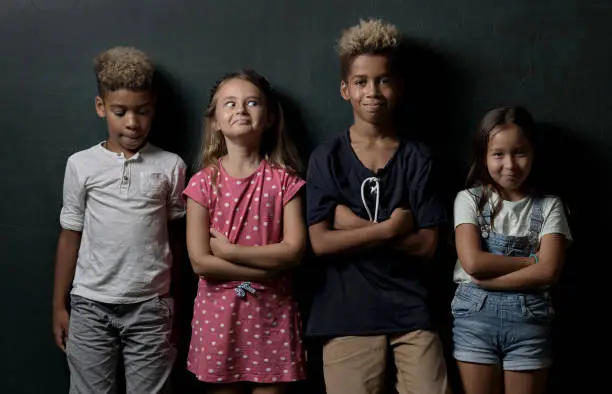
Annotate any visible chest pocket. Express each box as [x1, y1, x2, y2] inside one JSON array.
[[140, 172, 167, 200]]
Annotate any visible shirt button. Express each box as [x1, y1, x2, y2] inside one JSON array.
[[123, 176, 128, 181]]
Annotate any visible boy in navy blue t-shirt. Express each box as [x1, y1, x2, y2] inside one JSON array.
[[306, 19, 450, 394]]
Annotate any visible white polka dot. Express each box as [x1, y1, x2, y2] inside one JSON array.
[[209, 369, 214, 373], [267, 340, 273, 344], [211, 328, 215, 332], [191, 182, 196, 186], [236, 180, 242, 185], [244, 328, 249, 333], [266, 177, 271, 181], [211, 341, 216, 345], [235, 348, 241, 352], [272, 185, 277, 189], [266, 367, 271, 372], [253, 361, 258, 365], [234, 374, 240, 378], [220, 323, 225, 328], [248, 315, 253, 319], [283, 370, 288, 374], [224, 203, 229, 207], [280, 356, 286, 361], [264, 358, 269, 363], [284, 342, 289, 347], [206, 355, 212, 360], [273, 377, 277, 382], [216, 361, 222, 366], [253, 226, 258, 231], [217, 377, 223, 382]]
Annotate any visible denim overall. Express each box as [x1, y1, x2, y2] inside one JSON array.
[[451, 196, 554, 371]]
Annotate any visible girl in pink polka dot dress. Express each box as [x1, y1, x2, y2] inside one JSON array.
[[183, 69, 307, 394]]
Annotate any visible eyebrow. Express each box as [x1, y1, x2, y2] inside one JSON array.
[[221, 96, 260, 100], [109, 102, 152, 109]]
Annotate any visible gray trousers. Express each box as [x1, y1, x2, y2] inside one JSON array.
[[66, 295, 176, 394]]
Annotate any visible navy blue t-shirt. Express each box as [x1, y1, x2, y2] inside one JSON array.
[[305, 129, 448, 337]]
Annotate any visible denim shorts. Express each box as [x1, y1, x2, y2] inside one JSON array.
[[451, 283, 554, 371]]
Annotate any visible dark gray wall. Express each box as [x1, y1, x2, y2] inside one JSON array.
[[1, 1, 609, 393]]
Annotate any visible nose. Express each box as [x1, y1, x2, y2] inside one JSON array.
[[234, 103, 247, 114], [365, 80, 380, 97], [126, 113, 138, 129], [505, 155, 516, 169]]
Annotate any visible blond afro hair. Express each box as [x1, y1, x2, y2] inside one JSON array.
[[93, 46, 154, 96], [337, 19, 402, 79]]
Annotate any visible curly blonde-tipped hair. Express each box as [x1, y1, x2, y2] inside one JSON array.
[[197, 70, 303, 182], [93, 46, 154, 96], [337, 19, 402, 79]]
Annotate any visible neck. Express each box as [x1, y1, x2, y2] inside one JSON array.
[[495, 185, 528, 202], [351, 116, 397, 141], [104, 139, 141, 159], [222, 139, 262, 176]]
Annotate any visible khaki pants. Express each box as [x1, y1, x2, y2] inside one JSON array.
[[323, 330, 450, 394]]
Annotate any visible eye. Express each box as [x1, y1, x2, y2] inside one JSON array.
[[492, 152, 503, 158], [224, 101, 235, 108], [247, 100, 258, 107], [137, 109, 151, 115], [113, 111, 126, 117], [354, 79, 366, 86], [379, 77, 390, 85]]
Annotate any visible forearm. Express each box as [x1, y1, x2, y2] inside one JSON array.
[[394, 229, 437, 259], [53, 230, 81, 309], [475, 262, 557, 290], [229, 243, 303, 270], [190, 255, 274, 282], [462, 251, 534, 279], [310, 223, 391, 256]]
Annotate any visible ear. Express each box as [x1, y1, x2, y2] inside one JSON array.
[[95, 96, 106, 118], [340, 80, 350, 101]]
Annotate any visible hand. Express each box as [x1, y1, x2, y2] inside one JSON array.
[[209, 228, 236, 260], [385, 208, 414, 238], [334, 205, 367, 230], [53, 307, 70, 351]]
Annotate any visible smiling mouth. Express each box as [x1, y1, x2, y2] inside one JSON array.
[[363, 103, 385, 110]]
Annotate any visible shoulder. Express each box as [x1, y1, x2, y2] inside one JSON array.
[[397, 137, 434, 166], [308, 133, 346, 165], [67, 143, 101, 164], [142, 144, 186, 168], [537, 194, 567, 216]]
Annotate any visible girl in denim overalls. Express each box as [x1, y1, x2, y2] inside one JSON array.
[[452, 106, 572, 394]]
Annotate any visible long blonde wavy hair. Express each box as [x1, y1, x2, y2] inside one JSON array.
[[197, 70, 303, 182]]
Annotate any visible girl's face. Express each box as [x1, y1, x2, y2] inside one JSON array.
[[486, 125, 533, 200], [213, 78, 270, 145]]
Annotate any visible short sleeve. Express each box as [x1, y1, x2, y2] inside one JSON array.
[[183, 170, 211, 208], [306, 151, 337, 226], [409, 154, 448, 229], [281, 171, 305, 206], [541, 197, 572, 242], [59, 157, 86, 232], [453, 190, 479, 229], [167, 157, 187, 220]]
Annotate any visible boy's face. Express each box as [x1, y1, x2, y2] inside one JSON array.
[[341, 54, 401, 126], [95, 89, 155, 155]]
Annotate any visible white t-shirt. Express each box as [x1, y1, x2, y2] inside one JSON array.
[[60, 142, 186, 303], [453, 187, 572, 284]]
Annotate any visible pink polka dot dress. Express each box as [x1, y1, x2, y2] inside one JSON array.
[[182, 159, 307, 384]]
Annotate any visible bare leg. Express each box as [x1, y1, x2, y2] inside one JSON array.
[[251, 383, 290, 394], [457, 361, 502, 394], [207, 382, 245, 394], [504, 368, 548, 394]]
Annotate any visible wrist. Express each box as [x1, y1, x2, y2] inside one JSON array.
[[529, 253, 539, 264]]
